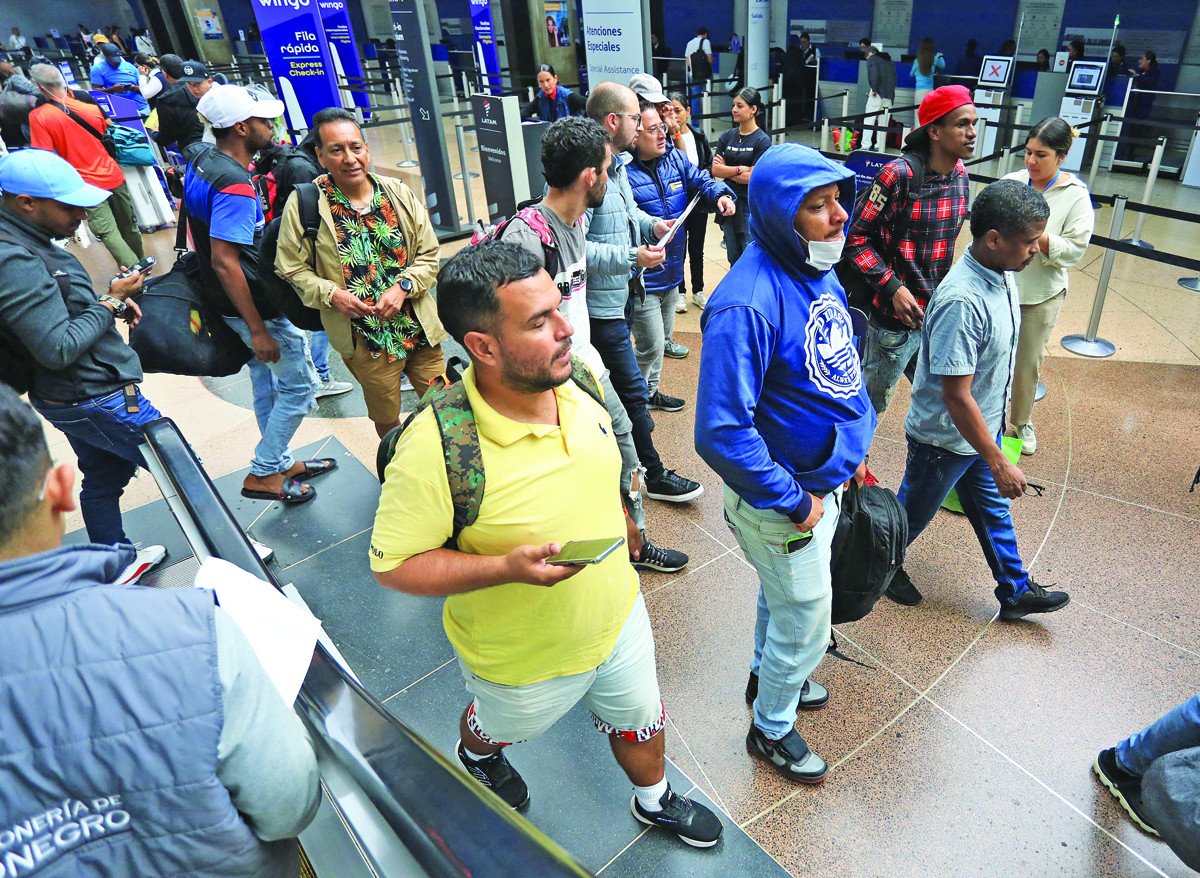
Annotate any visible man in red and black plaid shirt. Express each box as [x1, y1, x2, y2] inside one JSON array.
[[844, 85, 977, 414]]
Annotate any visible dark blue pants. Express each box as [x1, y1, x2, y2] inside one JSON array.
[[33, 387, 162, 546], [590, 315, 664, 480], [897, 434, 1030, 604]]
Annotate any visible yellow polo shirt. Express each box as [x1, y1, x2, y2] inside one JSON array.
[[369, 364, 638, 686]]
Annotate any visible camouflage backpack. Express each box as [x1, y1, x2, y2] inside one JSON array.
[[375, 355, 605, 547]]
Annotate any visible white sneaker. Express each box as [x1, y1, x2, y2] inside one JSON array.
[[692, 291, 707, 308], [249, 538, 275, 563], [675, 297, 688, 314], [1018, 423, 1037, 455], [118, 544, 166, 585], [400, 374, 414, 392], [314, 378, 354, 399]]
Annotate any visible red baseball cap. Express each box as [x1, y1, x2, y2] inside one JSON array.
[[904, 85, 974, 150]]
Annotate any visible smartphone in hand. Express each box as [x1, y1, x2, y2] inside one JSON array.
[[546, 538, 624, 566]]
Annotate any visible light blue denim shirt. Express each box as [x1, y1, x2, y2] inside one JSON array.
[[904, 248, 1020, 455]]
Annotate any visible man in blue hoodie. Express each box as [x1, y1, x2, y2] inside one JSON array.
[[696, 144, 875, 782]]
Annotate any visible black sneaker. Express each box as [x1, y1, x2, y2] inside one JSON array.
[[645, 469, 704, 503], [746, 724, 828, 783], [1094, 748, 1159, 835], [631, 785, 723, 848], [884, 566, 923, 606], [999, 580, 1070, 620], [745, 673, 828, 710], [456, 739, 530, 811], [632, 539, 688, 573], [648, 390, 686, 412]]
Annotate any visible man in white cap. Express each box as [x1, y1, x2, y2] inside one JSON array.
[[0, 148, 166, 584], [185, 85, 330, 506]]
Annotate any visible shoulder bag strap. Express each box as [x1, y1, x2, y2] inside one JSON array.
[[49, 100, 108, 142]]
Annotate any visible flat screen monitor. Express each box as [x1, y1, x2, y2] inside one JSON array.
[[1067, 60, 1106, 95], [977, 55, 1013, 87]]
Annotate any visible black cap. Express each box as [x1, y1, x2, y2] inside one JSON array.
[[178, 60, 210, 82]]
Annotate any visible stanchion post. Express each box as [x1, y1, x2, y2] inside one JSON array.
[[1087, 116, 1109, 193], [1062, 194, 1125, 358], [455, 124, 478, 228], [778, 99, 787, 144], [821, 118, 830, 152], [1002, 103, 1023, 177], [702, 80, 712, 141], [841, 90, 849, 122], [1124, 136, 1165, 250]]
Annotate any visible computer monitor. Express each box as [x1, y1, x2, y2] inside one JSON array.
[[977, 55, 1013, 87], [1067, 60, 1106, 95]]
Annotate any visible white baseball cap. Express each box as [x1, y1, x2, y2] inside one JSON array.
[[197, 84, 285, 128], [629, 73, 669, 105]]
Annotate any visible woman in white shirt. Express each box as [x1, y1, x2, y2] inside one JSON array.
[[134, 52, 164, 105], [667, 92, 713, 311], [1002, 117, 1095, 455]]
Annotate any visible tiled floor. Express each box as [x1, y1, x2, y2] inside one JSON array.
[[51, 125, 1200, 875]]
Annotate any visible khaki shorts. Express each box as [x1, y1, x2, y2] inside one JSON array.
[[460, 592, 665, 746], [342, 337, 445, 426]]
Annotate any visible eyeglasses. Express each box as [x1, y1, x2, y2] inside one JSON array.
[[1023, 480, 1046, 498], [612, 113, 642, 123], [642, 123, 666, 136]]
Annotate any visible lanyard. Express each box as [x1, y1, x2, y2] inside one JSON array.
[[1030, 169, 1060, 192]]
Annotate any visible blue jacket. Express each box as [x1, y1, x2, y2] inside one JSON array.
[[584, 154, 658, 320], [0, 544, 297, 877], [532, 85, 581, 122], [695, 143, 876, 514], [626, 145, 733, 295]]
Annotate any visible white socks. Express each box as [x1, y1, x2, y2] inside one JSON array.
[[633, 778, 669, 811]]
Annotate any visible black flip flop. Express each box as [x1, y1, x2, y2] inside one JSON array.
[[241, 478, 317, 505], [289, 458, 338, 481]]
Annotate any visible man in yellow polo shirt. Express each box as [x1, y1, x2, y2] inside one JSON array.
[[370, 242, 721, 849]]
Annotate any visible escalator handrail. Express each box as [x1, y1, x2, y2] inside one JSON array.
[[141, 417, 593, 878]]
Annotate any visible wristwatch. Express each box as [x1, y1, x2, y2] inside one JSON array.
[[99, 293, 128, 317], [398, 277, 414, 294]]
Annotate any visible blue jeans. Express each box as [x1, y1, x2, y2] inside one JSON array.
[[897, 435, 1030, 604], [309, 330, 331, 381], [721, 208, 750, 266], [590, 315, 664, 480], [32, 387, 162, 546], [1117, 695, 1200, 776], [862, 319, 921, 414], [723, 485, 839, 740], [222, 316, 315, 477]]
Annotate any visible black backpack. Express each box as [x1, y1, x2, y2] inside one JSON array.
[[255, 182, 325, 331], [690, 39, 713, 82], [836, 152, 926, 313], [829, 480, 908, 624]]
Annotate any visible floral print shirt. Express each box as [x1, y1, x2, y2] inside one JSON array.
[[322, 174, 427, 361]]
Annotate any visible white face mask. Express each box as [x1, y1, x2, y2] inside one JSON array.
[[796, 232, 845, 273]]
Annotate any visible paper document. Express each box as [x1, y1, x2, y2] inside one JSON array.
[[195, 557, 321, 706], [651, 194, 702, 250]]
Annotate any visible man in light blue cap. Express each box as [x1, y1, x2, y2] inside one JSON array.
[[0, 148, 166, 585]]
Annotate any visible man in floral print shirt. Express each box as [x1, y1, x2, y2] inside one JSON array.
[[276, 108, 449, 438]]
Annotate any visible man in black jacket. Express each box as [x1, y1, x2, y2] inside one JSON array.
[[156, 58, 212, 154], [0, 149, 166, 584]]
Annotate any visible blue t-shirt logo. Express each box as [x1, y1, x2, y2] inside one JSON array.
[[804, 292, 861, 399]]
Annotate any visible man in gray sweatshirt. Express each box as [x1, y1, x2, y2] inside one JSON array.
[[860, 38, 896, 151]]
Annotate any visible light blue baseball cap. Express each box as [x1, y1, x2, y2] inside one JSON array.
[[0, 149, 111, 208]]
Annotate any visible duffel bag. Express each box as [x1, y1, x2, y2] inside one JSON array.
[[129, 251, 251, 377]]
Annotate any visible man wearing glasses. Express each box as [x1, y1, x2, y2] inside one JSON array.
[[892, 180, 1070, 619], [584, 82, 706, 505], [625, 94, 733, 411]]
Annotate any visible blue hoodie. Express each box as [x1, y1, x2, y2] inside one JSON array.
[[695, 143, 876, 516]]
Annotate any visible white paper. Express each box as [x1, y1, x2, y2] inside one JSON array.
[[652, 193, 702, 250], [195, 557, 321, 706]]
